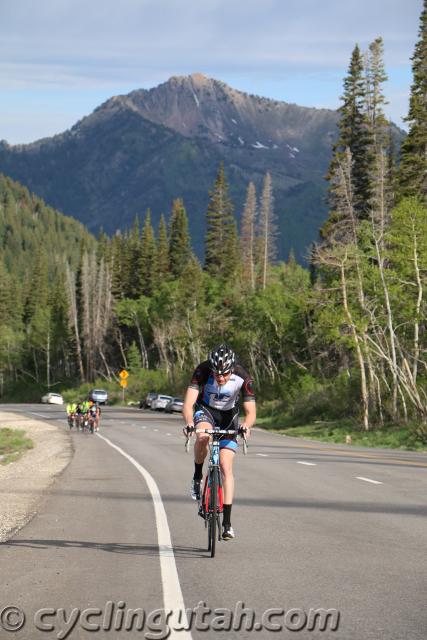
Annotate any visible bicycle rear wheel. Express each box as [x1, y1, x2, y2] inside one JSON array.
[[208, 468, 218, 557]]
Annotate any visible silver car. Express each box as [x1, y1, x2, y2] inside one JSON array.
[[165, 397, 184, 413], [89, 389, 108, 404], [41, 392, 64, 405], [151, 394, 173, 411], [139, 391, 158, 409]]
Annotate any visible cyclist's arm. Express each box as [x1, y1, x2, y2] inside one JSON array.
[[241, 399, 256, 435], [182, 386, 199, 427]]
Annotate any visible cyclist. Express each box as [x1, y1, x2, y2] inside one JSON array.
[[77, 400, 90, 430], [66, 401, 77, 428], [75, 402, 83, 429], [88, 401, 101, 432], [182, 343, 256, 540]]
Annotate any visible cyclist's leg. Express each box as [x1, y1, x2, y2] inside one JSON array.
[[219, 447, 235, 504], [193, 407, 215, 471], [191, 408, 213, 499], [219, 439, 237, 538], [194, 423, 210, 465]]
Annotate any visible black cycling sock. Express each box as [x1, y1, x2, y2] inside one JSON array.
[[222, 504, 232, 527], [193, 463, 203, 481]]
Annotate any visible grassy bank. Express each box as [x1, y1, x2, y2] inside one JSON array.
[[257, 416, 427, 452], [0, 428, 34, 465]]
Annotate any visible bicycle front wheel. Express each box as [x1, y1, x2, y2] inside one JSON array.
[[208, 468, 218, 557]]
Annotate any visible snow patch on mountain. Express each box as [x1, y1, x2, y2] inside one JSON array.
[[252, 141, 269, 149]]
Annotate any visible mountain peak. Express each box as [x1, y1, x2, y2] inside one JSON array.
[[189, 72, 210, 84], [118, 72, 332, 145], [173, 72, 212, 85]]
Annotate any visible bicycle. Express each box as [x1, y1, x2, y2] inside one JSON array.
[[185, 426, 247, 557]]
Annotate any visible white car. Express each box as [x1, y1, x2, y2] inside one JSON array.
[[151, 394, 173, 411], [41, 392, 64, 405]]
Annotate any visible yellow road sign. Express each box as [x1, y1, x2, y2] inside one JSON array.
[[119, 369, 129, 380], [120, 379, 128, 388]]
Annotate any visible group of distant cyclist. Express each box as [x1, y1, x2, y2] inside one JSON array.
[[66, 399, 101, 433]]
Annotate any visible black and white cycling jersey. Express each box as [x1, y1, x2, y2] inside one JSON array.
[[189, 360, 255, 411]]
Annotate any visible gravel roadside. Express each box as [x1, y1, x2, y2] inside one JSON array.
[[0, 411, 73, 542]]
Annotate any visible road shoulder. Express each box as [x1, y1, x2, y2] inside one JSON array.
[[0, 410, 73, 542]]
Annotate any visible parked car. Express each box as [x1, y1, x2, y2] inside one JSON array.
[[41, 392, 64, 405], [164, 397, 184, 413], [151, 394, 173, 411], [139, 391, 158, 409], [88, 389, 108, 405]]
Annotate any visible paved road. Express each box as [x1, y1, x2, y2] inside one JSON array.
[[0, 404, 426, 639]]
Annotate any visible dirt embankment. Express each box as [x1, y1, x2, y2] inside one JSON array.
[[0, 411, 73, 542]]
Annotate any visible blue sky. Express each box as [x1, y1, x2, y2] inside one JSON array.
[[0, 0, 422, 144]]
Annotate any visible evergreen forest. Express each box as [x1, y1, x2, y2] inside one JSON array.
[[1, 2, 427, 447]]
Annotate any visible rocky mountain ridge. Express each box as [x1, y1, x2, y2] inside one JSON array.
[[0, 74, 363, 261]]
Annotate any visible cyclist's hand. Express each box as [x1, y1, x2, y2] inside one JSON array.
[[239, 425, 251, 439], [183, 424, 195, 437]]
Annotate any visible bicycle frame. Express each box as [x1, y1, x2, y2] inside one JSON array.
[[186, 427, 247, 557]]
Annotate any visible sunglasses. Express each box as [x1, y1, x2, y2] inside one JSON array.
[[213, 371, 232, 378]]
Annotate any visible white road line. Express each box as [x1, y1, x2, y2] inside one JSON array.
[[256, 453, 269, 457], [166, 433, 172, 436], [356, 476, 383, 485], [154, 429, 159, 432], [297, 461, 317, 466], [97, 433, 192, 639]]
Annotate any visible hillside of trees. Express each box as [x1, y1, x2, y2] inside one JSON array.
[[1, 2, 427, 445]]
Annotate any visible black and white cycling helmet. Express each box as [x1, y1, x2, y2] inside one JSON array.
[[209, 344, 236, 375]]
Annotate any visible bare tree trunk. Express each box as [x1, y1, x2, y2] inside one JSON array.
[[115, 327, 128, 368], [152, 324, 171, 378], [33, 349, 39, 383], [241, 182, 257, 291], [46, 329, 50, 389], [81, 252, 94, 381], [65, 263, 85, 381], [258, 173, 276, 290], [341, 259, 370, 430], [99, 348, 113, 382], [374, 236, 399, 419], [412, 232, 423, 383], [135, 319, 149, 369], [337, 150, 376, 422]]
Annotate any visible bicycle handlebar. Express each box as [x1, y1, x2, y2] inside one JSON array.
[[184, 427, 248, 454], [195, 428, 240, 434]]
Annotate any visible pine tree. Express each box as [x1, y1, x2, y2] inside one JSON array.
[[139, 210, 157, 296], [385, 127, 398, 211], [157, 214, 170, 280], [0, 257, 12, 326], [96, 228, 110, 262], [240, 181, 257, 290], [327, 45, 374, 223], [399, 0, 427, 200], [24, 247, 49, 323], [127, 340, 142, 371], [205, 163, 238, 278], [127, 216, 143, 297], [364, 37, 389, 148], [168, 199, 193, 278], [111, 231, 127, 299]]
